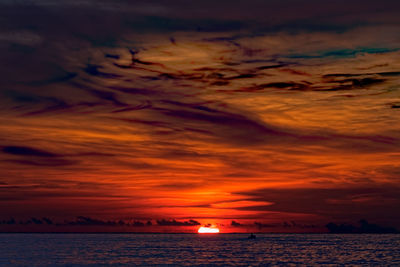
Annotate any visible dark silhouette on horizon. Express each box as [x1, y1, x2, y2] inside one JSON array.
[[248, 233, 256, 239], [326, 220, 398, 234]]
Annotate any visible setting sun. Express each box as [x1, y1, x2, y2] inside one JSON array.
[[198, 226, 220, 234]]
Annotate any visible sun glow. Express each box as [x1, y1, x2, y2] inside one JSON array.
[[197, 226, 220, 234]]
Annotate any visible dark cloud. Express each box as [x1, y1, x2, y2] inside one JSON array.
[[378, 71, 400, 77], [231, 220, 244, 227], [235, 185, 400, 222], [390, 103, 400, 109], [5, 159, 78, 167], [42, 217, 53, 225], [151, 100, 398, 152], [3, 217, 200, 227], [0, 217, 53, 225], [71, 82, 127, 107], [2, 146, 59, 157], [288, 47, 399, 59], [65, 216, 131, 226], [124, 16, 245, 33], [319, 77, 386, 91], [252, 221, 316, 229], [256, 64, 287, 70], [5, 93, 73, 116], [254, 222, 278, 229], [0, 216, 200, 230], [27, 72, 78, 86], [30, 217, 43, 225], [3, 90, 69, 107], [156, 219, 200, 226], [322, 71, 400, 79], [0, 218, 16, 225], [0, 216, 151, 227], [84, 64, 122, 79], [159, 105, 290, 146], [0, 180, 135, 203], [105, 53, 120, 59], [239, 82, 308, 92], [237, 77, 387, 93], [108, 86, 158, 96], [111, 105, 151, 113], [282, 221, 316, 229], [156, 182, 204, 190], [1, 146, 78, 166]]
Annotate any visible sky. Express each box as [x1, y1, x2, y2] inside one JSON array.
[[0, 0, 399, 233]]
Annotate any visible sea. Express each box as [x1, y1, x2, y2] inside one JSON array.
[[0, 234, 399, 266]]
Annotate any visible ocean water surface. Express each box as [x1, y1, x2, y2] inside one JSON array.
[[0, 233, 399, 266]]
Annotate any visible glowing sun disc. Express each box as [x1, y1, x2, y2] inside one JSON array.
[[198, 226, 220, 234]]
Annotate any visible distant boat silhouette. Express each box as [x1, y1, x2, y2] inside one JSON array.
[[248, 233, 256, 239]]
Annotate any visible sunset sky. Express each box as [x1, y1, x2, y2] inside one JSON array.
[[1, 0, 399, 232]]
